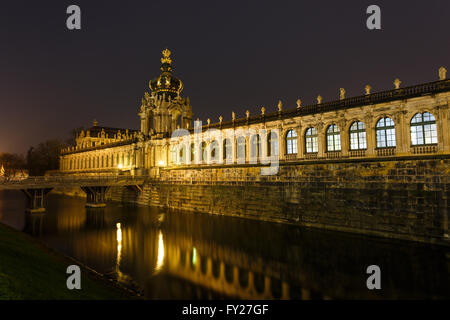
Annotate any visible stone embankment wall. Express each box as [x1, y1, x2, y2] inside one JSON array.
[[54, 156, 450, 245]]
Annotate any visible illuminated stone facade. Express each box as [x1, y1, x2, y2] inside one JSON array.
[[60, 52, 449, 176], [56, 50, 450, 243]]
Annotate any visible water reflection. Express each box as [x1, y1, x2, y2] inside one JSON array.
[[0, 190, 449, 299]]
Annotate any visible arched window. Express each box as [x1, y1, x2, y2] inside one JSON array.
[[268, 131, 279, 157], [179, 145, 186, 164], [171, 147, 177, 163], [190, 143, 195, 163], [410, 112, 437, 145], [326, 125, 341, 151], [210, 140, 219, 162], [349, 121, 367, 150], [376, 117, 396, 148], [250, 135, 260, 159], [305, 128, 318, 153], [223, 139, 232, 161], [237, 136, 246, 160], [285, 130, 298, 154], [201, 142, 207, 162]]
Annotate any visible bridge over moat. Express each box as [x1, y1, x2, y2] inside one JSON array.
[[0, 175, 146, 212]]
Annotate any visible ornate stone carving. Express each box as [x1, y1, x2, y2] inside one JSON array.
[[232, 112, 236, 121], [296, 99, 301, 109], [278, 100, 282, 112], [394, 78, 401, 89], [246, 110, 250, 118], [365, 85, 372, 95], [261, 107, 265, 115]]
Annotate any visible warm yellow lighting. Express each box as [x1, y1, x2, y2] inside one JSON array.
[[155, 230, 165, 272], [117, 163, 123, 169], [158, 160, 165, 166]]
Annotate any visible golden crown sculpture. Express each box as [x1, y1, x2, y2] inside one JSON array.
[[161, 48, 172, 64]]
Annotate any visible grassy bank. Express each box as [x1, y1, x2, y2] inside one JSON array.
[[0, 223, 135, 300]]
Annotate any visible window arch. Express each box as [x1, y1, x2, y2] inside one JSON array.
[[268, 131, 279, 157], [349, 121, 367, 150], [305, 128, 318, 153], [237, 136, 246, 161], [179, 145, 186, 164], [201, 141, 207, 162], [210, 140, 219, 162], [410, 112, 437, 145], [326, 125, 341, 151], [171, 147, 177, 163], [285, 130, 298, 154], [376, 117, 396, 148], [250, 134, 260, 159], [190, 143, 195, 163], [223, 138, 232, 161]]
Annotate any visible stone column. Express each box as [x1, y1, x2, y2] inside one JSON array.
[[394, 110, 408, 155], [297, 125, 303, 159], [279, 128, 286, 161], [436, 105, 449, 153], [338, 119, 348, 156], [316, 123, 325, 158], [365, 113, 375, 157]]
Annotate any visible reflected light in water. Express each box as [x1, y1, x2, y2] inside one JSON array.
[[155, 230, 165, 272], [116, 222, 127, 282], [192, 247, 197, 266]]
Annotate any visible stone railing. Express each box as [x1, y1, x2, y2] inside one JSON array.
[[284, 154, 298, 161], [304, 153, 318, 160], [411, 145, 438, 154], [349, 150, 366, 158], [376, 148, 396, 157], [326, 151, 342, 159]]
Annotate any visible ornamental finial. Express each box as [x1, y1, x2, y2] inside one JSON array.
[[339, 88, 345, 100], [365, 85, 372, 95], [296, 99, 301, 109], [394, 78, 401, 89], [439, 66, 447, 80], [161, 48, 172, 64]]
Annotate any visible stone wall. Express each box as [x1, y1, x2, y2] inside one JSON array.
[[54, 156, 450, 245], [130, 156, 450, 244]]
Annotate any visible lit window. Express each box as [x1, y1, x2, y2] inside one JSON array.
[[376, 117, 396, 148], [305, 128, 318, 153], [201, 142, 207, 162], [237, 136, 246, 160], [250, 135, 260, 159], [286, 130, 297, 154], [268, 131, 279, 157], [349, 121, 367, 150], [326, 125, 341, 151], [171, 147, 177, 163], [223, 139, 232, 161], [410, 112, 437, 145], [190, 143, 195, 163], [210, 140, 219, 162]]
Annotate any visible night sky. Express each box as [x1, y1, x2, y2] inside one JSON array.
[[0, 0, 449, 154]]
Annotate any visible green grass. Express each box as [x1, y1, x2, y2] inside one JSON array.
[[0, 223, 135, 300]]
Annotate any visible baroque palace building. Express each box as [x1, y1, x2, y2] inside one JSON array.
[[59, 49, 450, 177]]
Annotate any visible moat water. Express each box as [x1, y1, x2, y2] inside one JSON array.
[[0, 190, 449, 299]]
